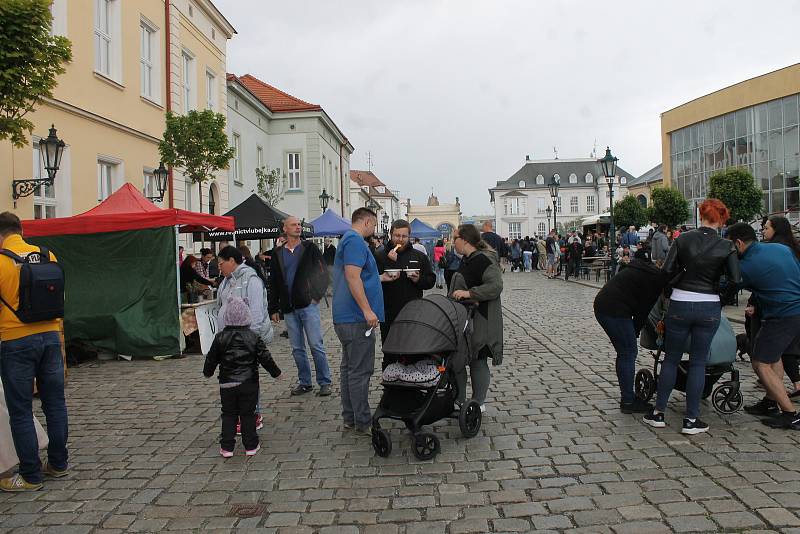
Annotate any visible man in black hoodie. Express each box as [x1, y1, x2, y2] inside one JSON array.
[[268, 217, 332, 396], [374, 219, 436, 368]]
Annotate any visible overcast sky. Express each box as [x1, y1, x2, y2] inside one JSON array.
[[215, 0, 800, 215]]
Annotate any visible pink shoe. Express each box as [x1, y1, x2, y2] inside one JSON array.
[[219, 448, 233, 458], [245, 444, 260, 457], [255, 414, 264, 430]]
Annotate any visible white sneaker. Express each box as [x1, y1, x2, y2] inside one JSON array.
[[480, 404, 486, 413], [245, 444, 261, 456]]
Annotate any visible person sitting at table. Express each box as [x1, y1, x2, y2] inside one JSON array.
[[180, 255, 215, 297], [583, 237, 597, 258]]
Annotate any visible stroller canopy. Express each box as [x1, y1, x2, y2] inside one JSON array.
[[382, 294, 471, 372]]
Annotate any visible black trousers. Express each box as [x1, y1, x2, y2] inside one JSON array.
[[380, 322, 398, 371], [220, 381, 259, 451], [444, 269, 456, 290]]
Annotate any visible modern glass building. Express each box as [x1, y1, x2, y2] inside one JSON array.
[[662, 64, 800, 223]]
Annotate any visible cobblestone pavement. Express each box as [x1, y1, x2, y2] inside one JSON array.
[[2, 272, 800, 533]]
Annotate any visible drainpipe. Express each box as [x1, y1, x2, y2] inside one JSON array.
[[165, 0, 174, 208], [339, 142, 345, 215]]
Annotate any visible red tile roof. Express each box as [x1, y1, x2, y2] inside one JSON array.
[[350, 170, 384, 188], [234, 74, 322, 113]]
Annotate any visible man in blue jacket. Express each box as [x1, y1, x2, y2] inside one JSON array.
[[727, 223, 800, 431]]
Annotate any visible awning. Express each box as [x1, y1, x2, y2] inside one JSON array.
[[204, 194, 313, 241], [409, 218, 442, 239], [310, 209, 351, 237], [581, 212, 611, 227]]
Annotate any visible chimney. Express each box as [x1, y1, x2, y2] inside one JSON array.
[[525, 155, 530, 162]]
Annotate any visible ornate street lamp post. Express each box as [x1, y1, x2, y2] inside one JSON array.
[[381, 212, 389, 236], [545, 205, 552, 233], [599, 146, 619, 276], [548, 174, 560, 235], [12, 125, 66, 200], [146, 162, 169, 202], [319, 188, 331, 212]]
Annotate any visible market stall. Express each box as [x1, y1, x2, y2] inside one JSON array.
[[22, 184, 234, 358], [310, 209, 351, 237], [204, 193, 313, 241]]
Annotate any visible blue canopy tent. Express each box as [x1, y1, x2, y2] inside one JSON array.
[[409, 218, 442, 239], [310, 209, 351, 237]]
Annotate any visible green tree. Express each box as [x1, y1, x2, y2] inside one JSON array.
[[159, 110, 234, 210], [0, 0, 72, 147], [254, 165, 286, 207], [613, 195, 648, 230], [707, 167, 763, 223], [648, 187, 690, 228]]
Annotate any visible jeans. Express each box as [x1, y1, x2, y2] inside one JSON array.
[[523, 251, 533, 271], [220, 381, 258, 451], [435, 266, 445, 287], [595, 313, 638, 404], [655, 300, 721, 419], [0, 332, 68, 484], [285, 303, 331, 386], [334, 322, 375, 428]]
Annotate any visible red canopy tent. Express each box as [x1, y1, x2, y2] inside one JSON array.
[[21, 184, 235, 357], [22, 183, 234, 236]]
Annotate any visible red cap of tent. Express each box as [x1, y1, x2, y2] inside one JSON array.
[[22, 183, 235, 237]]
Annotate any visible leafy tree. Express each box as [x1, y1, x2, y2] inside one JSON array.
[[159, 110, 234, 210], [254, 165, 286, 207], [613, 195, 648, 230], [648, 187, 690, 228], [707, 167, 763, 223], [0, 0, 72, 147]]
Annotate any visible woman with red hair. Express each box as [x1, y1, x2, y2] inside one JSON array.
[[643, 199, 741, 435]]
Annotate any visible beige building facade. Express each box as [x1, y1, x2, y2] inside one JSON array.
[[0, 0, 234, 230], [661, 63, 800, 223], [406, 194, 461, 239]]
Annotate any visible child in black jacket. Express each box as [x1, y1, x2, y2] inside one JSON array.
[[203, 297, 282, 457]]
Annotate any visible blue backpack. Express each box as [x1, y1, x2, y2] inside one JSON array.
[[0, 247, 65, 323]]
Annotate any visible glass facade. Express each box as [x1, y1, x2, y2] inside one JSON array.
[[670, 93, 800, 222]]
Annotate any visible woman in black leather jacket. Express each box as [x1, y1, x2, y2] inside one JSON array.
[[643, 199, 741, 435]]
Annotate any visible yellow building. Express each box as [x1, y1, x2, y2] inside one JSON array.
[[661, 63, 800, 224], [0, 0, 234, 224]]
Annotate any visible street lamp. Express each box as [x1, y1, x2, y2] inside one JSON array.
[[381, 212, 389, 236], [545, 205, 552, 232], [12, 124, 66, 200], [548, 174, 560, 234], [319, 188, 331, 212], [599, 146, 619, 276], [146, 162, 169, 203], [366, 199, 380, 212]]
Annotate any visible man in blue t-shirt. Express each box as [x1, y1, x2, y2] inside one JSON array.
[[332, 207, 391, 434]]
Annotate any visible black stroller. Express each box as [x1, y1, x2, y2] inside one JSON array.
[[372, 294, 482, 460], [635, 296, 743, 414]]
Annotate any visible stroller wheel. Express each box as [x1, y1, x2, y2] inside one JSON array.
[[459, 400, 482, 438], [411, 432, 440, 461], [371, 428, 392, 457], [712, 384, 743, 414], [635, 369, 656, 402]]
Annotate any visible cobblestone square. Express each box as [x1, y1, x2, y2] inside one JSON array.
[[2, 272, 799, 533]]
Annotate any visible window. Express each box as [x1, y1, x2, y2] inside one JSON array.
[[140, 21, 157, 100], [94, 0, 113, 76], [536, 174, 544, 185], [185, 179, 193, 211], [97, 159, 116, 200], [569, 173, 577, 184], [537, 197, 545, 213], [181, 51, 195, 112], [556, 196, 562, 213], [33, 147, 56, 219], [508, 222, 521, 239], [570, 195, 579, 213], [518, 180, 525, 188], [256, 145, 264, 169], [586, 195, 595, 213], [232, 133, 242, 183], [287, 152, 301, 190], [538, 222, 546, 235], [205, 70, 216, 110], [585, 173, 593, 183], [49, 0, 68, 37], [143, 170, 157, 201], [506, 197, 525, 215]]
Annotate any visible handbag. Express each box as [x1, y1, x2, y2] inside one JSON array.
[[664, 236, 721, 296]]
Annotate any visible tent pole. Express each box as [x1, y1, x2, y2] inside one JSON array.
[[175, 226, 183, 356]]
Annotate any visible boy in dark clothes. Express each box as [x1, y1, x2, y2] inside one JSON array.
[[204, 297, 282, 457]]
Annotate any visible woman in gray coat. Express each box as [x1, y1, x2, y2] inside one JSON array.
[[449, 223, 504, 411]]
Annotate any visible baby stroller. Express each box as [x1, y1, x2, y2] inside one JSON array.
[[372, 294, 482, 460], [635, 296, 743, 414]]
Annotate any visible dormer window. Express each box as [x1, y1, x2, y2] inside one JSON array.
[[518, 180, 525, 188], [536, 174, 544, 185], [569, 173, 577, 184], [585, 173, 593, 183]]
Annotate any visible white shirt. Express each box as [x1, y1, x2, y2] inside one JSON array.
[[670, 288, 720, 303]]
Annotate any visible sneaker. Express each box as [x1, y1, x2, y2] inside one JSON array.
[[681, 418, 709, 435], [42, 461, 69, 478], [480, 404, 486, 413], [255, 414, 264, 430], [744, 397, 780, 417], [621, 400, 654, 414], [354, 425, 372, 436], [761, 411, 800, 429], [245, 444, 261, 456], [343, 422, 355, 430], [279, 331, 289, 338], [317, 385, 332, 397], [219, 448, 234, 458], [236, 420, 241, 436], [642, 411, 666, 428], [290, 384, 313, 396], [0, 474, 42, 492]]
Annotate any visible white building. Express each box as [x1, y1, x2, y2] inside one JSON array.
[[226, 74, 354, 222], [349, 170, 402, 227], [489, 156, 634, 238]]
